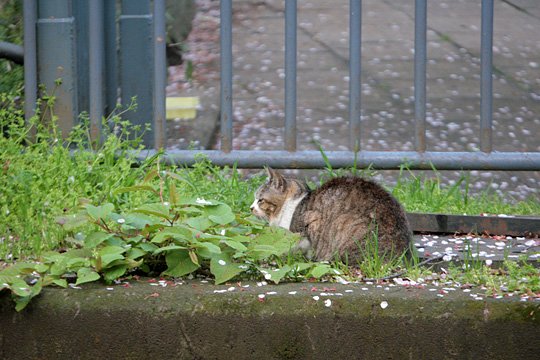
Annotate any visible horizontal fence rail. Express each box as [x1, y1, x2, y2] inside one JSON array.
[[24, 0, 540, 170], [134, 150, 540, 171]]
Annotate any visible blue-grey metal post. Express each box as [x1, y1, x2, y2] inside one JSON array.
[[89, 0, 104, 146], [73, 0, 90, 115], [36, 0, 79, 137], [23, 0, 38, 123], [220, 0, 233, 153], [284, 0, 297, 151], [349, 0, 362, 151], [153, 0, 166, 149], [414, 0, 427, 152], [119, 0, 154, 147], [104, 0, 118, 113], [480, 0, 494, 153]]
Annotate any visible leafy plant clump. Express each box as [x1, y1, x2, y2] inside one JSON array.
[[0, 166, 345, 310]]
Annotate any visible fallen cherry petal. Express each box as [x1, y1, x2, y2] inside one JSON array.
[[144, 292, 160, 299]]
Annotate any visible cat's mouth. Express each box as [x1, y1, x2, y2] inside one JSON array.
[[250, 199, 268, 219]]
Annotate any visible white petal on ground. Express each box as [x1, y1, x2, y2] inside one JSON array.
[[324, 299, 332, 307], [380, 301, 388, 309]]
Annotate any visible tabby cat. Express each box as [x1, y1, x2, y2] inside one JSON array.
[[251, 168, 412, 261]]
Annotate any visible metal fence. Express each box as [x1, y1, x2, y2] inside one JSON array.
[[24, 0, 540, 170]]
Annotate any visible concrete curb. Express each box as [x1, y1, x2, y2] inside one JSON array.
[[1, 281, 539, 359]]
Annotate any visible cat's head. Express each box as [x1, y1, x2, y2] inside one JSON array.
[[250, 167, 306, 221]]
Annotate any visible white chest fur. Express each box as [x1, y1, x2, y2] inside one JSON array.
[[270, 194, 307, 230]]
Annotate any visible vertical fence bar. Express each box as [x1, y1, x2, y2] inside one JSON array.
[[89, 0, 104, 146], [37, 0, 79, 138], [480, 0, 494, 153], [119, 0, 154, 147], [220, 0, 233, 153], [285, 0, 297, 151], [23, 0, 38, 124], [153, 0, 166, 149], [104, 0, 118, 114], [414, 0, 427, 152], [349, 0, 362, 151]]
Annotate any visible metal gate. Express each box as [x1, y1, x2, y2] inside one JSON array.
[[23, 0, 540, 170]]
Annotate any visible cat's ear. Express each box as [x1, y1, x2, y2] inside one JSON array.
[[266, 167, 286, 191]]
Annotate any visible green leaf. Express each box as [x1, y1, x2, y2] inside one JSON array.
[[139, 242, 159, 253], [52, 278, 68, 288], [221, 240, 248, 252], [0, 277, 31, 297], [291, 262, 313, 273], [86, 203, 115, 221], [185, 216, 213, 231], [261, 265, 292, 284], [163, 250, 200, 277], [100, 254, 125, 268], [66, 257, 91, 269], [248, 227, 298, 259], [309, 264, 333, 279], [15, 297, 32, 312], [0, 262, 37, 276], [152, 244, 187, 255], [205, 204, 235, 225], [84, 231, 114, 248], [151, 227, 191, 244], [75, 268, 101, 285], [194, 241, 222, 254], [133, 203, 171, 220], [98, 245, 125, 256], [210, 255, 246, 285], [103, 265, 128, 282], [126, 247, 147, 260], [123, 213, 160, 229]]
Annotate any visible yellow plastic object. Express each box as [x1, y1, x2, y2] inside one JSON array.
[[166, 97, 199, 120]]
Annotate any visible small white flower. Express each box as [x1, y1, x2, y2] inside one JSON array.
[[196, 198, 212, 205], [485, 259, 493, 266], [163, 202, 170, 206], [324, 299, 332, 307], [213, 289, 227, 293], [227, 287, 235, 292], [266, 291, 277, 295], [106, 287, 114, 291], [67, 176, 75, 184], [258, 294, 266, 299], [443, 254, 453, 262], [218, 260, 226, 266], [5, 209, 10, 215], [380, 301, 388, 309], [117, 218, 126, 224], [288, 291, 297, 295], [312, 296, 320, 301], [264, 273, 272, 280], [220, 229, 226, 236]]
